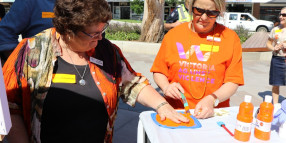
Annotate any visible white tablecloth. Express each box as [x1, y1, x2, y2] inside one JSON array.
[[138, 107, 285, 143]]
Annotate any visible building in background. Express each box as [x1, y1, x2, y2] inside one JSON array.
[[107, 0, 131, 19], [260, 0, 285, 21], [226, 0, 285, 21], [106, 0, 179, 20], [0, 0, 285, 21], [106, 0, 285, 21]]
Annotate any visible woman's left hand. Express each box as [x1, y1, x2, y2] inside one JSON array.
[[157, 103, 189, 123], [194, 95, 215, 119]]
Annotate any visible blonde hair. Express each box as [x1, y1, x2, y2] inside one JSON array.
[[282, 7, 286, 11], [188, 0, 226, 16]]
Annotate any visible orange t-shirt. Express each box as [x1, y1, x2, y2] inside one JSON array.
[[151, 22, 244, 109]]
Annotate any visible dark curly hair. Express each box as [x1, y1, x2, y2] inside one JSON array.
[[53, 0, 112, 35]]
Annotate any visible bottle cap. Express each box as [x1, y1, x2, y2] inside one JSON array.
[[244, 95, 252, 103], [265, 95, 272, 103]]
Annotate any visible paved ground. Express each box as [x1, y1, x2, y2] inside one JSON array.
[[113, 51, 286, 143]]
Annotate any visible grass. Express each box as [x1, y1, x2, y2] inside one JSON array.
[[106, 22, 141, 41], [113, 19, 141, 23]]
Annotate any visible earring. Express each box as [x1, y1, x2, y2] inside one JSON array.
[[68, 36, 71, 41]]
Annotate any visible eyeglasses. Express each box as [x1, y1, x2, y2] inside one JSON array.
[[192, 7, 220, 18], [81, 23, 109, 39], [280, 13, 286, 17]]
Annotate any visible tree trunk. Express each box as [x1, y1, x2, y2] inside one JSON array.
[[140, 0, 164, 43]]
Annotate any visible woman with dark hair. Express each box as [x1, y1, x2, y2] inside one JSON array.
[[3, 0, 188, 142]]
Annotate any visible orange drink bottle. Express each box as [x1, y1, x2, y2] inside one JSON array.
[[254, 95, 274, 141], [234, 95, 254, 142]]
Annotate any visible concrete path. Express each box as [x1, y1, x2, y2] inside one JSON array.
[[112, 40, 286, 143]]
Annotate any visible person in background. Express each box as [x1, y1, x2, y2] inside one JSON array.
[[0, 3, 5, 21], [164, 0, 191, 31], [151, 0, 244, 119], [240, 15, 246, 21], [0, 3, 6, 64], [273, 16, 280, 27], [0, 0, 55, 64], [3, 0, 188, 142], [266, 7, 286, 113]]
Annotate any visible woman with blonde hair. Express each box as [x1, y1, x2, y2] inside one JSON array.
[[151, 0, 244, 119], [267, 7, 286, 112]]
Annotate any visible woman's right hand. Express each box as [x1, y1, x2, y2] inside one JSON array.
[[157, 102, 189, 123], [274, 43, 283, 52], [163, 82, 184, 100]]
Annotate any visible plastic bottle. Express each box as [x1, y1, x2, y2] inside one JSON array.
[[234, 95, 254, 142], [254, 95, 274, 141]]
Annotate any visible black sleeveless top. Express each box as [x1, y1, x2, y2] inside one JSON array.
[[41, 57, 108, 143]]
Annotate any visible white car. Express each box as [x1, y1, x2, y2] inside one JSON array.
[[216, 12, 274, 32]]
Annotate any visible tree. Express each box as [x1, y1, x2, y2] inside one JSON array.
[[140, 0, 165, 43], [130, 0, 144, 15]]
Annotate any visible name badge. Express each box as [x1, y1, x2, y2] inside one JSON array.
[[275, 29, 282, 33], [200, 44, 219, 52], [52, 74, 76, 83], [42, 12, 55, 18], [90, 57, 103, 66], [207, 36, 221, 42]]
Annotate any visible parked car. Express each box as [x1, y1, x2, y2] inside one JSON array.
[[216, 12, 274, 32]]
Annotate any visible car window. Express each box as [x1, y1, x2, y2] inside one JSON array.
[[229, 14, 238, 20], [241, 14, 252, 21]]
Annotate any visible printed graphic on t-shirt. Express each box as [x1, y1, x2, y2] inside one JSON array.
[[176, 42, 217, 84]]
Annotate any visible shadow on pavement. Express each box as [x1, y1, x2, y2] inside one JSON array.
[[113, 99, 154, 143]]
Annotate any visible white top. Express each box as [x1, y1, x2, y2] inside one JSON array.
[[269, 26, 286, 56]]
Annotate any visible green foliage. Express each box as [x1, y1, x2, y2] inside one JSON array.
[[234, 25, 252, 44], [130, 0, 144, 15], [106, 23, 141, 41], [106, 32, 140, 41], [113, 19, 141, 23]]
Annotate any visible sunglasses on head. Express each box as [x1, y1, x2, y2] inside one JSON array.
[[192, 7, 220, 18], [280, 13, 286, 17]]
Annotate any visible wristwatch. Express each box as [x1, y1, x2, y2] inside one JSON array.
[[209, 93, 219, 107]]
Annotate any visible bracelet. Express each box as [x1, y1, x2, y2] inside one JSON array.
[[155, 101, 169, 111], [209, 93, 218, 100]]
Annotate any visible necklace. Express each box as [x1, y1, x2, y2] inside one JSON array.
[[189, 23, 216, 99], [65, 47, 88, 86]]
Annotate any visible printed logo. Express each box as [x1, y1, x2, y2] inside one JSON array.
[[176, 42, 219, 61], [176, 42, 216, 84]]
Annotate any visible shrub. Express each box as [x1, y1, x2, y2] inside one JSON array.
[[106, 31, 140, 41], [234, 25, 252, 44], [106, 23, 141, 41]]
